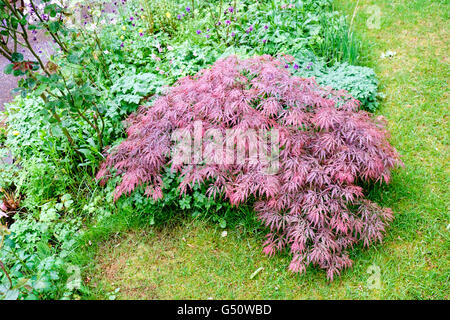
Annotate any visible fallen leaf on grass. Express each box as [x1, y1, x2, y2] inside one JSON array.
[[250, 267, 264, 280]]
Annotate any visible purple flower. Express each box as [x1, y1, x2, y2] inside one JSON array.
[[130, 16, 134, 21], [264, 25, 268, 30], [231, 32, 236, 37], [293, 64, 299, 70], [206, 34, 210, 39], [262, 39, 267, 43], [226, 20, 231, 25], [196, 30, 201, 34], [285, 64, 289, 68], [228, 7, 234, 13], [186, 7, 191, 12], [139, 33, 143, 36], [120, 42, 124, 47], [306, 62, 313, 70], [177, 14, 181, 20]]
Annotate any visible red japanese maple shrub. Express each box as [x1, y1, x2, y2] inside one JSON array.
[[97, 55, 402, 280]]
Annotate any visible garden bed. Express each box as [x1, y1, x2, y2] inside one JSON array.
[[0, 0, 448, 300]]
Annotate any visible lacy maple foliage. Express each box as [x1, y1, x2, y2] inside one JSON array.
[[97, 55, 402, 279]]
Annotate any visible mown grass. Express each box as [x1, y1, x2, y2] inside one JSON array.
[[77, 0, 449, 299]]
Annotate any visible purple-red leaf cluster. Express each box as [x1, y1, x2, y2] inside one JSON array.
[[97, 55, 402, 280]]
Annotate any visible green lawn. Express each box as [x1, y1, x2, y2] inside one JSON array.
[[81, 0, 449, 299]]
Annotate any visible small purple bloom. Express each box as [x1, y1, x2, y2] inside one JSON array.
[[228, 7, 234, 13], [306, 62, 313, 70], [262, 39, 267, 43], [231, 32, 236, 37], [177, 14, 181, 20], [120, 42, 124, 47], [226, 20, 231, 25], [264, 25, 268, 30], [186, 7, 191, 12], [196, 30, 201, 34], [130, 16, 134, 21], [206, 34, 210, 39], [285, 64, 289, 68], [293, 64, 299, 70]]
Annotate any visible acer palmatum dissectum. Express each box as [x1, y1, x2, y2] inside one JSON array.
[[97, 55, 402, 280]]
